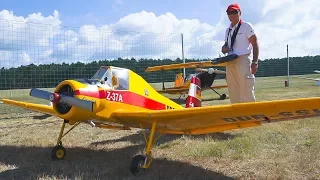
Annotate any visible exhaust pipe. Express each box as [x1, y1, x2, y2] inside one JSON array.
[[88, 120, 96, 127]]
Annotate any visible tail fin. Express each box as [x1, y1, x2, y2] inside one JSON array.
[[174, 73, 184, 87], [186, 76, 201, 108]]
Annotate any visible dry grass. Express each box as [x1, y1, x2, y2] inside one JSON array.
[[1, 75, 320, 179]]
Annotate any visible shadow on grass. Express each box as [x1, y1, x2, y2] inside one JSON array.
[[194, 132, 237, 141], [90, 131, 182, 147], [31, 114, 52, 120], [0, 114, 52, 122], [0, 145, 235, 180], [90, 131, 237, 147]]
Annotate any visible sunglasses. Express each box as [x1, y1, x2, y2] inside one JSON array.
[[227, 10, 239, 15]]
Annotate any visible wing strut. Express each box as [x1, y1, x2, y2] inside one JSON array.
[[209, 86, 227, 100]]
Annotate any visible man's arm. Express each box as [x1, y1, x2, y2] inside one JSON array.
[[221, 28, 230, 54], [249, 34, 259, 74], [248, 35, 259, 63]]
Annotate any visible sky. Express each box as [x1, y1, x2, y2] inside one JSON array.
[[0, 0, 319, 67]]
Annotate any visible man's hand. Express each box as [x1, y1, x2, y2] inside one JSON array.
[[251, 63, 258, 74], [221, 42, 230, 54]]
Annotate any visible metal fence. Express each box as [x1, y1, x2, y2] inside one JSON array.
[[0, 19, 319, 99]]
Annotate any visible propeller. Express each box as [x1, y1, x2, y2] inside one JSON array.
[[56, 94, 94, 112], [30, 88, 94, 112], [30, 88, 52, 100], [195, 68, 226, 75]]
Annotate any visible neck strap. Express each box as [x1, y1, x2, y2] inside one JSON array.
[[227, 20, 242, 51]]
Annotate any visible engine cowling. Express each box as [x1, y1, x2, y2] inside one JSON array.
[[51, 80, 107, 123], [54, 83, 74, 115]]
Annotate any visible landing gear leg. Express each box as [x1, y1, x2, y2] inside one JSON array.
[[209, 87, 226, 100], [131, 121, 160, 174], [51, 120, 80, 160]]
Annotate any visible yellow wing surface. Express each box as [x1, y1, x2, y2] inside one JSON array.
[[2, 99, 57, 116], [109, 97, 320, 135], [145, 61, 226, 72], [4, 97, 320, 135], [145, 55, 240, 72], [157, 85, 228, 94]]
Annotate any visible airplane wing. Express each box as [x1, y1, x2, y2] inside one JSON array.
[[207, 85, 228, 89], [106, 97, 320, 135], [157, 88, 189, 94], [146, 61, 226, 72], [157, 85, 228, 94], [145, 54, 238, 72], [1, 99, 57, 116], [303, 78, 320, 81], [295, 76, 319, 80]]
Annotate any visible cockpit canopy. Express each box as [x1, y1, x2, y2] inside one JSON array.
[[92, 66, 129, 90]]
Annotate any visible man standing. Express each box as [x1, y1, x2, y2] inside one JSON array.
[[221, 3, 259, 104]]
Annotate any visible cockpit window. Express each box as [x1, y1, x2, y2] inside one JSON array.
[[111, 67, 129, 90], [91, 66, 129, 90], [91, 67, 112, 86]]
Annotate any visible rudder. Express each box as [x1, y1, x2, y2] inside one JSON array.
[[186, 76, 201, 108]]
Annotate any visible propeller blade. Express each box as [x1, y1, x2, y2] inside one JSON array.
[[195, 68, 226, 75], [30, 88, 52, 100], [30, 88, 94, 112], [213, 70, 226, 74], [60, 95, 94, 112], [195, 68, 207, 72]]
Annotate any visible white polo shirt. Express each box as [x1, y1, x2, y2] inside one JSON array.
[[224, 21, 255, 56]]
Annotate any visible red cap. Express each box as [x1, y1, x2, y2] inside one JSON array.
[[226, 3, 241, 12]]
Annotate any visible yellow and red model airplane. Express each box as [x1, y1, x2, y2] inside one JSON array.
[[145, 60, 229, 100], [2, 63, 320, 174]]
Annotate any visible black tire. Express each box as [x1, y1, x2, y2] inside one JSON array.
[[130, 155, 146, 175], [220, 94, 226, 100], [51, 145, 66, 160]]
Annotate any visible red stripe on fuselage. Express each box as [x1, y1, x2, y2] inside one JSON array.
[[74, 89, 166, 110], [111, 91, 166, 110], [74, 89, 107, 98]]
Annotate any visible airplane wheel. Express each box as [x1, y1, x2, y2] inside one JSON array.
[[51, 145, 66, 160], [131, 155, 146, 175], [220, 94, 226, 100]]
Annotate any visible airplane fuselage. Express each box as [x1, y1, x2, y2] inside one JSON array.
[[51, 66, 183, 124]]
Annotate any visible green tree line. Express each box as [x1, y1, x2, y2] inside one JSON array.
[[0, 55, 319, 90]]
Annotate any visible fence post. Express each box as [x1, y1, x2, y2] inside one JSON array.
[[287, 44, 290, 87], [181, 33, 185, 79]]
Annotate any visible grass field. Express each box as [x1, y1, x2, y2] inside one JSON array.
[[1, 75, 320, 179]]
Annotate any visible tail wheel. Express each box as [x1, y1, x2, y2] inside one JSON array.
[[220, 94, 226, 100], [51, 145, 66, 160], [131, 155, 146, 175]]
